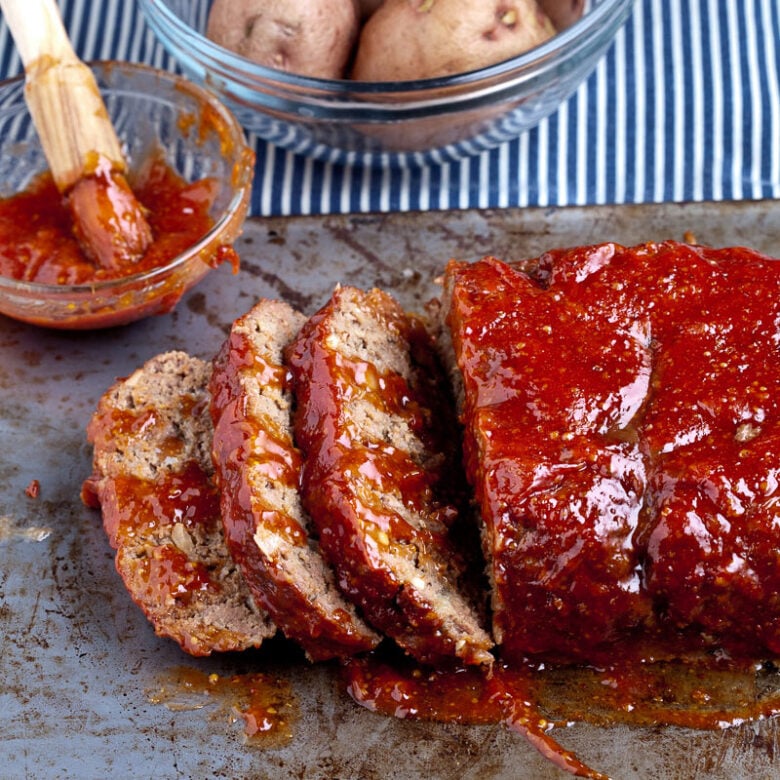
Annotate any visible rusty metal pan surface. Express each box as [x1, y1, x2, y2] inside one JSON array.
[[2, 200, 780, 780]]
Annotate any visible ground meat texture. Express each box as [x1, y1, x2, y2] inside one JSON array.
[[286, 286, 494, 668], [81, 351, 275, 656], [209, 300, 380, 662]]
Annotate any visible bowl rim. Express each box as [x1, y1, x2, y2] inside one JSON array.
[[0, 59, 253, 297], [139, 0, 634, 95]]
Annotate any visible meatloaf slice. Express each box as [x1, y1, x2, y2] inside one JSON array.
[[286, 285, 494, 668], [81, 351, 275, 657], [209, 299, 380, 661]]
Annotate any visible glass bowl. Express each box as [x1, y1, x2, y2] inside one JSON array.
[[0, 60, 253, 330], [138, 0, 635, 166]]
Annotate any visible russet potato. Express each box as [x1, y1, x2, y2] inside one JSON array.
[[206, 0, 360, 79], [351, 0, 556, 82], [538, 0, 585, 30], [356, 0, 384, 20]]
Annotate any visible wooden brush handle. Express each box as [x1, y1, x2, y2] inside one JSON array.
[[0, 0, 126, 192], [1, 0, 76, 64]]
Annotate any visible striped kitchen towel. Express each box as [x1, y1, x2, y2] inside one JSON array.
[[0, 0, 778, 217]]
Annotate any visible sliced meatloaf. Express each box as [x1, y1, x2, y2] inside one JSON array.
[[209, 299, 380, 662], [285, 285, 494, 668], [81, 351, 275, 656]]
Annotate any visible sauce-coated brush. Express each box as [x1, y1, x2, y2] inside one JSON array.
[[0, 0, 153, 270]]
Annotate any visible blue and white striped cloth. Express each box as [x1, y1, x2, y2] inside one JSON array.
[[0, 0, 778, 217]]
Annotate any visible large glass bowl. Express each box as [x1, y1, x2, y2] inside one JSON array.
[[0, 61, 253, 330], [139, 0, 635, 166]]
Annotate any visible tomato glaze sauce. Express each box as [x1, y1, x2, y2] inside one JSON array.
[[344, 649, 780, 779], [0, 153, 236, 284], [106, 464, 219, 603], [343, 242, 780, 777], [148, 665, 297, 747], [209, 328, 308, 552]]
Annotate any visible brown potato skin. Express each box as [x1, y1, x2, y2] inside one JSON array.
[[206, 0, 360, 80], [538, 0, 585, 30], [356, 0, 384, 20], [351, 0, 556, 82]]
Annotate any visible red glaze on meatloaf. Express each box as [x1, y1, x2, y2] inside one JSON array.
[[81, 351, 275, 656], [442, 257, 653, 663], [537, 241, 780, 656], [209, 299, 380, 661], [444, 244, 780, 662], [286, 286, 494, 668]]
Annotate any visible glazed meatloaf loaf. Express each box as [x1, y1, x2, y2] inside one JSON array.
[[442, 244, 780, 664], [209, 299, 381, 661], [82, 351, 275, 656], [285, 285, 494, 668], [441, 256, 653, 664], [533, 241, 780, 658]]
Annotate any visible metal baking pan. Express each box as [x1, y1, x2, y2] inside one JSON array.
[[2, 200, 779, 780]]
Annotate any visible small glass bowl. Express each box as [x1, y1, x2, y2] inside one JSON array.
[[139, 0, 635, 166], [0, 60, 253, 330]]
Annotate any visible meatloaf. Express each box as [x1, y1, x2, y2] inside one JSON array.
[[535, 241, 780, 657], [441, 256, 653, 663], [285, 285, 494, 668], [443, 244, 780, 662], [81, 351, 275, 656], [209, 299, 380, 661]]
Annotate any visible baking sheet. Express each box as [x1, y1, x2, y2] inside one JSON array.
[[2, 200, 780, 780]]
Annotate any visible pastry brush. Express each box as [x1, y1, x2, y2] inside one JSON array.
[[0, 0, 153, 270]]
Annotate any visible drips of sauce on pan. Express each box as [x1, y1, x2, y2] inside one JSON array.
[[344, 653, 780, 731], [147, 666, 297, 747], [143, 644, 780, 778], [343, 651, 780, 778], [0, 152, 238, 284]]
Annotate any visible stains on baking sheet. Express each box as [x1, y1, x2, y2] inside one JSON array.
[[0, 416, 86, 511], [265, 229, 285, 247], [19, 348, 43, 367], [1, 510, 114, 730], [0, 515, 51, 543], [186, 290, 208, 316], [182, 286, 239, 337], [237, 255, 318, 315], [3, 202, 780, 778], [146, 665, 298, 748], [323, 222, 403, 280]]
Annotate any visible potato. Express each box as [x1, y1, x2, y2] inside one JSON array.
[[355, 0, 385, 20], [206, 0, 360, 80], [538, 0, 585, 30], [351, 0, 557, 82]]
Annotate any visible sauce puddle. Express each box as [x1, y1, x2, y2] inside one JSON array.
[[147, 666, 297, 747], [144, 649, 780, 777], [0, 151, 237, 285], [343, 651, 780, 778]]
